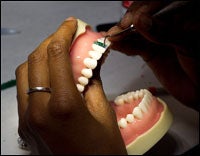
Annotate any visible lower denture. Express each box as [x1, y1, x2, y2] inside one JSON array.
[[111, 90, 164, 145]]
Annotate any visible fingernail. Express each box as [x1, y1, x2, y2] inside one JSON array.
[[120, 12, 133, 28], [65, 16, 76, 21]]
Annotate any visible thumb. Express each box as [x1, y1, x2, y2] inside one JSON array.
[[83, 50, 118, 128], [83, 78, 117, 129]]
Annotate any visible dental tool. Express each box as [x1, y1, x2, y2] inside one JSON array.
[[103, 24, 136, 46]]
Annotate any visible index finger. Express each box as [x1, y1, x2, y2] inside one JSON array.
[[47, 17, 80, 100]]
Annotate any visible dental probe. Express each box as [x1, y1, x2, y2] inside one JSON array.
[[103, 24, 136, 46]]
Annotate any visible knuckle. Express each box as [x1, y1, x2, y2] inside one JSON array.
[[28, 51, 45, 64], [47, 40, 65, 58], [15, 62, 27, 76]]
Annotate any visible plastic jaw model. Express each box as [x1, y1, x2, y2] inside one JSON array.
[[70, 19, 111, 93], [70, 19, 173, 155]]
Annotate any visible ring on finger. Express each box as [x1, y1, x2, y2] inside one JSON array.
[[27, 87, 51, 94]]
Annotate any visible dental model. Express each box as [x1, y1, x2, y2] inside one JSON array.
[[111, 89, 173, 154], [69, 19, 173, 154], [70, 19, 111, 92], [70, 19, 173, 155]]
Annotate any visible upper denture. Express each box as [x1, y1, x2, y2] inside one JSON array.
[[70, 20, 110, 92]]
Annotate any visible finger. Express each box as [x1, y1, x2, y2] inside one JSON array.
[[133, 1, 197, 45], [84, 78, 118, 129], [82, 51, 118, 129], [15, 62, 29, 124], [107, 2, 168, 44], [142, 44, 198, 109], [47, 17, 82, 113], [28, 34, 53, 109], [119, 1, 167, 28]]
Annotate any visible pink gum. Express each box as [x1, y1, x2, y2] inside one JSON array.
[[70, 26, 103, 83], [111, 97, 164, 145]]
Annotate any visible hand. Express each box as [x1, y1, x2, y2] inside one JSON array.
[[107, 1, 199, 110], [15, 17, 127, 154]]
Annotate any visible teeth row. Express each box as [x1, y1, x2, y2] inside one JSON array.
[[114, 89, 152, 106], [76, 37, 111, 92], [117, 89, 153, 129]]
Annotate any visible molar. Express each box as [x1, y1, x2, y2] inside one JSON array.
[[118, 118, 127, 128], [81, 68, 93, 78], [123, 92, 133, 103], [114, 96, 125, 105], [132, 107, 143, 119], [132, 91, 139, 100], [83, 57, 97, 69], [138, 89, 144, 98]]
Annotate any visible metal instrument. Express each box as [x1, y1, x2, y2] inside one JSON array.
[[104, 24, 136, 45]]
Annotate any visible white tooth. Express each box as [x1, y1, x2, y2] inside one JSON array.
[[138, 100, 148, 113], [114, 96, 124, 105], [81, 68, 93, 78], [145, 94, 152, 105], [143, 95, 150, 109], [126, 94, 134, 103], [133, 91, 139, 100], [92, 44, 106, 53], [83, 58, 97, 69], [76, 84, 84, 92], [129, 92, 136, 100], [97, 38, 111, 46], [139, 89, 144, 98], [97, 38, 105, 44], [118, 118, 127, 128], [78, 76, 89, 86], [135, 90, 140, 99], [89, 50, 102, 60], [126, 114, 134, 123], [133, 107, 143, 119]]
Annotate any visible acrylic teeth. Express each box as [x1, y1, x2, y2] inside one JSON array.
[[132, 107, 143, 119], [126, 114, 134, 123], [76, 84, 84, 92], [83, 58, 97, 69], [89, 50, 102, 60], [138, 100, 148, 113], [114, 95, 125, 105], [114, 89, 152, 106], [78, 76, 89, 86], [118, 118, 127, 128], [115, 89, 154, 128], [76, 37, 111, 93], [92, 44, 106, 53], [81, 68, 93, 78]]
